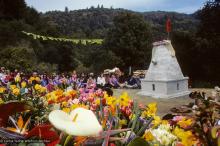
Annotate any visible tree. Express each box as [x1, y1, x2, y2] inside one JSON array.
[[0, 0, 27, 20], [196, 0, 220, 83], [65, 6, 69, 13], [197, 0, 220, 39], [172, 0, 220, 85], [105, 12, 152, 71]]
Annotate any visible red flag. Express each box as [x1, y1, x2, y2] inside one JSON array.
[[166, 18, 171, 33]]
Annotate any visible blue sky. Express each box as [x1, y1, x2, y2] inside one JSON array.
[[25, 0, 207, 14]]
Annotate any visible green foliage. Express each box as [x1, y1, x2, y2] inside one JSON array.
[[0, 0, 27, 20], [0, 45, 57, 73], [197, 0, 220, 39], [105, 12, 152, 70], [172, 0, 220, 85], [127, 137, 149, 146], [45, 8, 197, 39], [0, 45, 37, 72]]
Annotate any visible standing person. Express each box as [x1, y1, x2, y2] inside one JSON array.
[[97, 73, 105, 88]]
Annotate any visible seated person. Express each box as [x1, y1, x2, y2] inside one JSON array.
[[109, 74, 121, 88], [125, 74, 141, 89], [96, 73, 105, 88], [86, 76, 96, 89]]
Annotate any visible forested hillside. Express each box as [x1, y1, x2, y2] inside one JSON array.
[[44, 7, 198, 39]]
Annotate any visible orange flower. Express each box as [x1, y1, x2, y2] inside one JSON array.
[[7, 115, 31, 135], [177, 117, 193, 129]]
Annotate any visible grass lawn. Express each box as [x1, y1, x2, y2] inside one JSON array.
[[113, 88, 214, 117]]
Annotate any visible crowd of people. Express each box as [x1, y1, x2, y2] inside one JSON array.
[[0, 67, 142, 92]]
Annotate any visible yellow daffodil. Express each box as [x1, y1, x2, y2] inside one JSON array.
[[15, 75, 21, 82], [12, 88, 20, 95], [147, 103, 157, 116], [55, 89, 63, 97], [34, 84, 41, 91], [62, 107, 71, 113], [21, 81, 26, 88], [177, 117, 193, 129], [40, 86, 47, 93], [95, 98, 100, 105], [29, 76, 41, 83], [106, 96, 117, 107], [152, 116, 161, 127], [10, 85, 17, 90], [46, 91, 59, 102], [34, 84, 46, 93], [35, 77, 41, 82], [62, 101, 68, 107], [173, 127, 197, 146], [142, 103, 157, 118], [70, 104, 88, 110], [64, 90, 77, 98], [103, 92, 109, 99], [162, 120, 169, 125], [0, 87, 6, 93], [143, 130, 154, 141], [118, 92, 130, 107]]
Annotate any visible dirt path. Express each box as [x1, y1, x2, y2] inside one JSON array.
[[113, 88, 214, 117]]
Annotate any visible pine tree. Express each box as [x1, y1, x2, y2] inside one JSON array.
[[0, 0, 27, 19]]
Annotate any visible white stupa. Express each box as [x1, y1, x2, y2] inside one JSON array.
[[139, 40, 190, 98]]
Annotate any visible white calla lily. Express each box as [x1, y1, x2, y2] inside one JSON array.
[[49, 108, 102, 136]]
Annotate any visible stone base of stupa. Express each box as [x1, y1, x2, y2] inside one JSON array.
[[138, 77, 190, 98]]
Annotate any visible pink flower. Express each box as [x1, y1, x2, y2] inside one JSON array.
[[139, 103, 145, 109], [172, 116, 184, 122], [72, 98, 80, 104], [90, 102, 97, 111], [88, 88, 94, 93], [95, 89, 104, 97], [79, 88, 84, 94]]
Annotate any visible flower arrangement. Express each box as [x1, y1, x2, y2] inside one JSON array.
[[0, 81, 217, 146]]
